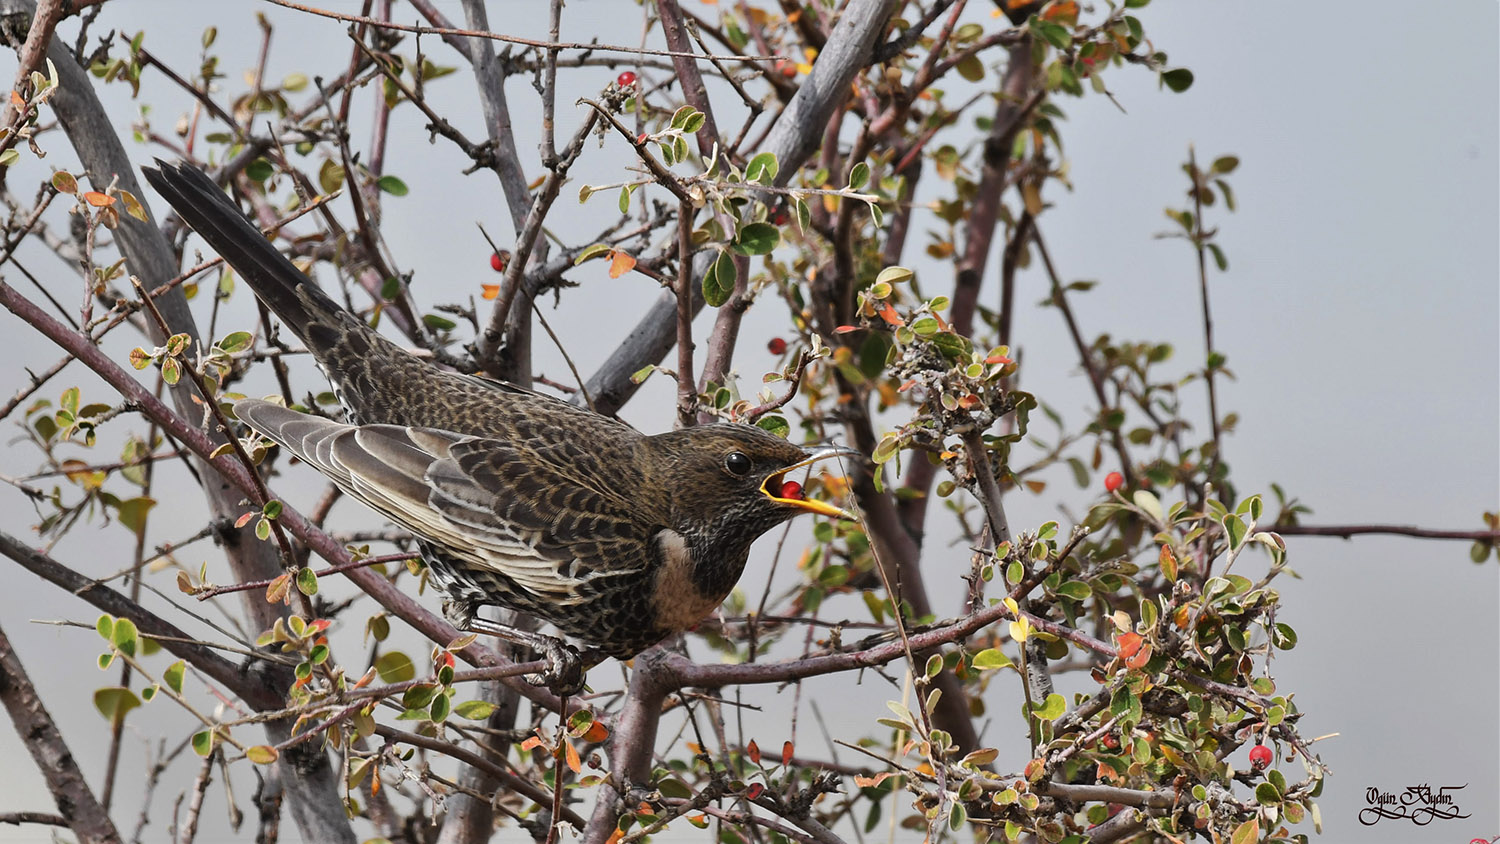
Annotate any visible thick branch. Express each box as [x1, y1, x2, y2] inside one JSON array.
[[0, 622, 123, 844], [579, 0, 901, 416]]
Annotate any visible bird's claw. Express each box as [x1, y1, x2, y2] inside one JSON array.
[[527, 638, 586, 696]]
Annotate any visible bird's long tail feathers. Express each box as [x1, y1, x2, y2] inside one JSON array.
[[142, 160, 341, 345]]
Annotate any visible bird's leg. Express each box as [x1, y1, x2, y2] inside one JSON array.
[[457, 610, 599, 696]]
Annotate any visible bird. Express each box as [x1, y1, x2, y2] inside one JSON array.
[[142, 161, 856, 691]]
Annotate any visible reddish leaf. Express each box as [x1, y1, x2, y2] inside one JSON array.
[[481, 283, 500, 300], [747, 739, 761, 764], [83, 191, 115, 207], [265, 573, 291, 604], [607, 250, 636, 279], [744, 783, 764, 800], [564, 740, 582, 774], [781, 741, 794, 766], [1116, 632, 1143, 660]]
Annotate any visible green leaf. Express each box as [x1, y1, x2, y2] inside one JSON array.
[[574, 243, 612, 264], [1030, 693, 1066, 721], [96, 615, 114, 641], [1132, 489, 1164, 523], [1161, 68, 1194, 93], [164, 660, 185, 694], [93, 687, 141, 724], [296, 566, 319, 596], [1211, 155, 1239, 174], [245, 159, 274, 183], [1223, 514, 1246, 550], [1207, 242, 1228, 271], [702, 250, 736, 307], [376, 175, 409, 196], [375, 651, 416, 683], [422, 313, 457, 331], [876, 266, 914, 285], [218, 331, 253, 354], [1110, 687, 1142, 726], [847, 161, 869, 191], [755, 415, 790, 438], [668, 105, 698, 131], [746, 152, 779, 185], [732, 221, 780, 255], [618, 183, 633, 214], [112, 618, 139, 657], [318, 160, 345, 193], [971, 648, 1012, 670], [1056, 580, 1091, 601], [191, 729, 215, 757], [1032, 19, 1072, 50], [629, 365, 655, 384], [955, 53, 984, 82], [454, 700, 498, 720]]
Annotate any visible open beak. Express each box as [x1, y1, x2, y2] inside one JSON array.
[[761, 445, 861, 521]]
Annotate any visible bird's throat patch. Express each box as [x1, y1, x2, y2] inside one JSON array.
[[649, 529, 725, 635]]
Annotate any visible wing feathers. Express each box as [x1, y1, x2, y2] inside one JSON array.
[[233, 398, 648, 603]]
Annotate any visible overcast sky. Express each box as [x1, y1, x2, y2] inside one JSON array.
[[0, 3, 1495, 843]]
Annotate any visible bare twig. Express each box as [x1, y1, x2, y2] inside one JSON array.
[[265, 0, 786, 63]]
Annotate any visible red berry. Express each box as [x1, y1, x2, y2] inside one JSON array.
[[1103, 471, 1124, 492], [616, 71, 637, 87], [767, 337, 788, 355], [779, 481, 803, 500], [490, 251, 507, 273], [1248, 744, 1272, 769]]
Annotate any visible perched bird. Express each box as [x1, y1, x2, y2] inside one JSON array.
[[143, 161, 855, 689]]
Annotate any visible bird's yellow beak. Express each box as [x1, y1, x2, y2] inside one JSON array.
[[761, 445, 860, 520]]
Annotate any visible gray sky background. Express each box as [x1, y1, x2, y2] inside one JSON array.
[[0, 2, 1495, 843]]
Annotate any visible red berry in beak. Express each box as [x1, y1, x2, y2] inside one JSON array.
[[779, 481, 803, 500]]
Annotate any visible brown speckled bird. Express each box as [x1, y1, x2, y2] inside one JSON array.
[[143, 161, 854, 689]]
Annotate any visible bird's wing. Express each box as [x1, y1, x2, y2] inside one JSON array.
[[235, 399, 653, 604]]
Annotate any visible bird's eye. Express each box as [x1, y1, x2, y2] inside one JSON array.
[[723, 451, 752, 476]]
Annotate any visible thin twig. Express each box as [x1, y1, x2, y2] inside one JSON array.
[[265, 0, 788, 63]]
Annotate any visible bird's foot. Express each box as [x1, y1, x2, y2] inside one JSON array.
[[461, 614, 598, 696], [526, 637, 587, 696]]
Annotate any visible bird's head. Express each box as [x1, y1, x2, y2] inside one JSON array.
[[643, 424, 857, 544]]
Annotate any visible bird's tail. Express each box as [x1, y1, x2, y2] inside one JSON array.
[[142, 160, 343, 348]]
